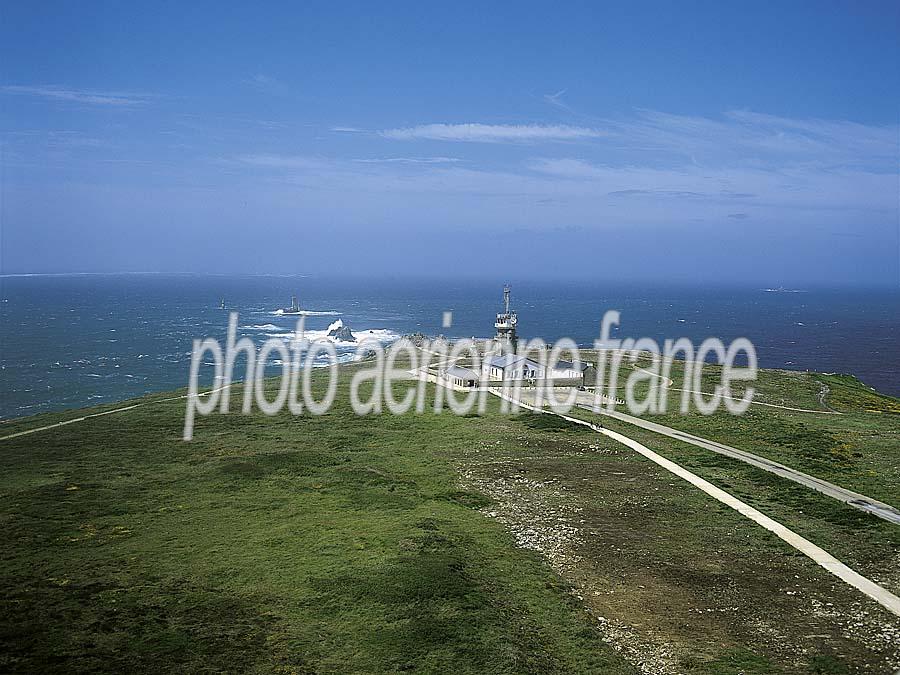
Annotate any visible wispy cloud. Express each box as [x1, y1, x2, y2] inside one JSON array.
[[380, 123, 607, 143], [235, 154, 461, 169], [603, 109, 899, 172], [242, 74, 289, 96], [607, 188, 707, 199], [352, 157, 461, 164], [236, 154, 328, 170], [1, 85, 155, 106], [232, 102, 897, 219], [543, 89, 574, 113]]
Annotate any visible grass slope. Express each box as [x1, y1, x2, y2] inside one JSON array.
[[1, 362, 899, 673], [0, 373, 632, 674]]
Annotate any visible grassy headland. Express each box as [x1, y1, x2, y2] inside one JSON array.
[[1, 360, 898, 673]]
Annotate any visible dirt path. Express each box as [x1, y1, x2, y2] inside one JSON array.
[[0, 386, 228, 442], [630, 364, 841, 415]]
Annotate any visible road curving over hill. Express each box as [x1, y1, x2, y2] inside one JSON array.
[[563, 391, 900, 526], [412, 354, 900, 525], [487, 388, 900, 619]]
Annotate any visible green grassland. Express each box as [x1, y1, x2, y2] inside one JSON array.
[[1, 360, 899, 673]]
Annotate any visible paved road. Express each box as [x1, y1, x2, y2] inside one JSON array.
[[490, 388, 900, 618], [418, 370, 900, 616], [417, 352, 899, 525], [551, 390, 900, 525]]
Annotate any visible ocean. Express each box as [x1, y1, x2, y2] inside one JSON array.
[[1, 274, 898, 419]]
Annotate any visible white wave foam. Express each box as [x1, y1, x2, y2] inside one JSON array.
[[353, 329, 399, 341], [271, 309, 341, 316], [261, 325, 401, 347], [263, 331, 299, 338]]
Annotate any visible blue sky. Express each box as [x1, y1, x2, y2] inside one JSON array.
[[1, 1, 898, 285]]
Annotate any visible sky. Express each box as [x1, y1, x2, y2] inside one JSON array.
[[1, 1, 899, 286]]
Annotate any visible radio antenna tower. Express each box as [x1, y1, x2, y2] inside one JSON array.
[[494, 284, 518, 352]]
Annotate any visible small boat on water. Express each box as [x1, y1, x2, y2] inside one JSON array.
[[219, 298, 226, 310], [280, 295, 302, 315]]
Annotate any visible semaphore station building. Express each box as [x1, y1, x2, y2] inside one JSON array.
[[439, 285, 595, 389]]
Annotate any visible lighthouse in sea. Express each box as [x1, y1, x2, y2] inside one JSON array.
[[494, 284, 518, 353]]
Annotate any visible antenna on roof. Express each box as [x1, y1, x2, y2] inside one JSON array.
[[503, 284, 510, 315]]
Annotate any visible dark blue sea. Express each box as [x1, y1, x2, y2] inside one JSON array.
[[1, 274, 898, 419]]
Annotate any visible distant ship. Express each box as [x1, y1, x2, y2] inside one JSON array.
[[280, 295, 302, 315], [219, 298, 226, 310]]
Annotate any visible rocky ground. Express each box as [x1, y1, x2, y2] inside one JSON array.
[[458, 427, 900, 674]]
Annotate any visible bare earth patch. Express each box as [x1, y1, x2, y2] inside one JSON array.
[[458, 430, 900, 674]]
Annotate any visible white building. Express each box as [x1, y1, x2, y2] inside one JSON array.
[[436, 356, 591, 389], [487, 354, 591, 385], [442, 365, 482, 388], [551, 359, 588, 380], [488, 354, 544, 381]]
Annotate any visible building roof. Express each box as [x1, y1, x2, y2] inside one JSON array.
[[488, 354, 543, 370], [553, 359, 589, 372], [445, 366, 481, 380]]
